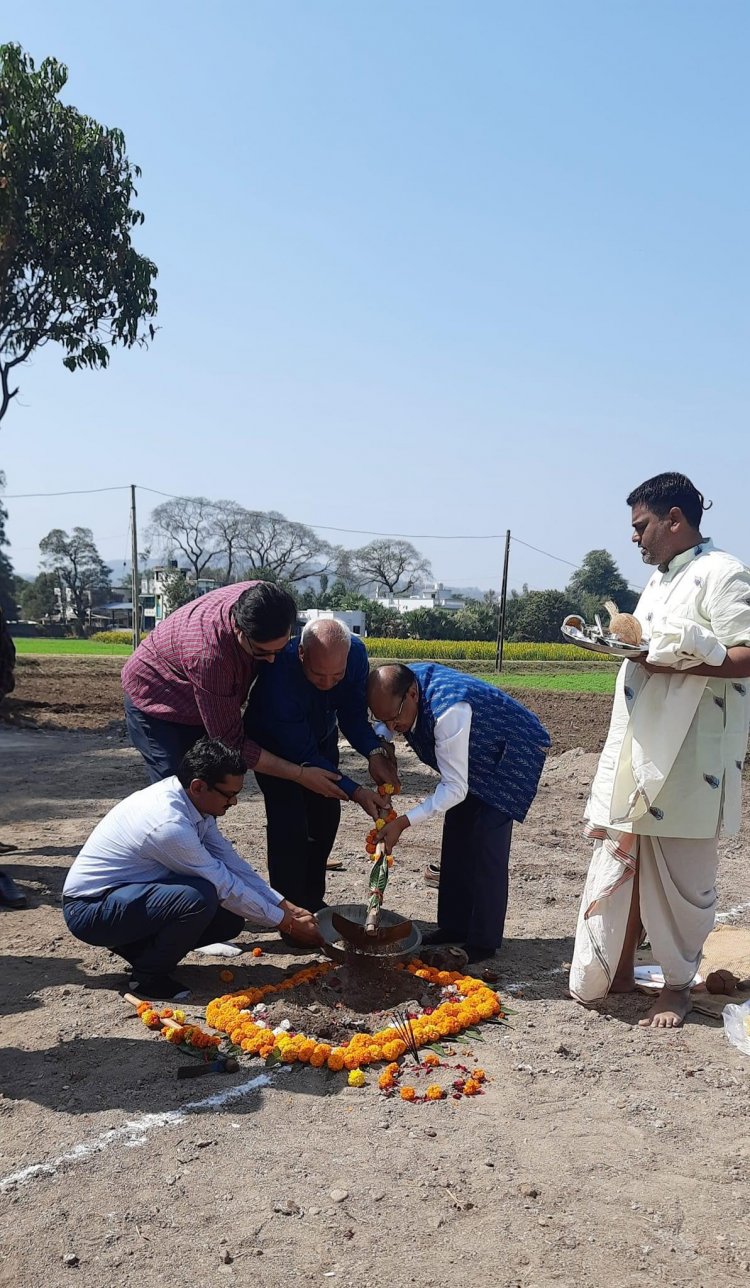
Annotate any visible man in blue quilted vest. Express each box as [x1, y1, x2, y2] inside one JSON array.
[[368, 662, 550, 963]]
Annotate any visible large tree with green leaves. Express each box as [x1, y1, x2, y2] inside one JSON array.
[[17, 571, 57, 621], [0, 43, 157, 423], [506, 588, 582, 643], [567, 549, 637, 615], [39, 527, 111, 629]]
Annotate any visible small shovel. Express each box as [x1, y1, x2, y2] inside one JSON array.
[[331, 910, 412, 950]]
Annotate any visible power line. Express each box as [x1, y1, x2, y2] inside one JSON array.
[[304, 522, 509, 539], [136, 486, 181, 500], [2, 481, 642, 585], [511, 536, 580, 569], [3, 485, 129, 499]]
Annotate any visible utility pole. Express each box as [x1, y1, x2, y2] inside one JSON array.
[[494, 530, 511, 672], [130, 485, 140, 652]]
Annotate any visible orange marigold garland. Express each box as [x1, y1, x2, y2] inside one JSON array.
[[135, 1000, 221, 1053], [205, 959, 507, 1076]]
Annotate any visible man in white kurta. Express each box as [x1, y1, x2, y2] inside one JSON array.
[[570, 473, 750, 1028]]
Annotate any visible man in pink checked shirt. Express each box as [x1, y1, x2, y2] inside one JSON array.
[[122, 580, 346, 804]]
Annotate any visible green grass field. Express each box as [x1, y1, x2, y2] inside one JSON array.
[[13, 637, 618, 692], [13, 638, 132, 657], [481, 670, 617, 694]]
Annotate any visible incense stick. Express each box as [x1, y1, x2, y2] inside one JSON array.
[[393, 1010, 421, 1064]]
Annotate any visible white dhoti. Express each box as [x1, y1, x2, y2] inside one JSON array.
[[569, 829, 719, 1003]]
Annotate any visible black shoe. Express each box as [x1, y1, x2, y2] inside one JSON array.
[[465, 944, 498, 965], [0, 842, 19, 856], [422, 928, 464, 946], [0, 870, 27, 909], [128, 974, 192, 1001]]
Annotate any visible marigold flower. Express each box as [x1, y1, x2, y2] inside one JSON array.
[[422, 1052, 440, 1067], [348, 1069, 367, 1088], [463, 1079, 481, 1096], [400, 1086, 416, 1101], [425, 1085, 445, 1101], [472, 1069, 486, 1082], [252, 947, 263, 958], [383, 1040, 406, 1061]]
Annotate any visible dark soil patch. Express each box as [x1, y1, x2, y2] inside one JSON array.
[[3, 657, 612, 752], [245, 963, 438, 1046]]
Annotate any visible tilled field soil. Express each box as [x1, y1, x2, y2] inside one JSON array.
[[3, 656, 611, 754]]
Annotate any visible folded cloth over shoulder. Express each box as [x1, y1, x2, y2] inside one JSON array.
[[646, 615, 727, 669]]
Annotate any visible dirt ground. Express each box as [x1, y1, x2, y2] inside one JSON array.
[[1, 660, 749, 1288]]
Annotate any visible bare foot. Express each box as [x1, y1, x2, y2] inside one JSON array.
[[638, 987, 691, 1029], [610, 973, 636, 994]]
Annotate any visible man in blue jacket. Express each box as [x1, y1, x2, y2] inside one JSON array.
[[245, 619, 398, 914], [368, 662, 550, 963]]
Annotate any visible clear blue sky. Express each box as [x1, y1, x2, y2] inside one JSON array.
[[3, 1, 748, 593]]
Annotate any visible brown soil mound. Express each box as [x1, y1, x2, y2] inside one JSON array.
[[3, 657, 611, 753]]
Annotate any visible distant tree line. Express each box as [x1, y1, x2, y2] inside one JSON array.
[[2, 481, 637, 643]]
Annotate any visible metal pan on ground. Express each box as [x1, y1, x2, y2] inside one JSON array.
[[561, 615, 648, 659], [318, 903, 422, 965]]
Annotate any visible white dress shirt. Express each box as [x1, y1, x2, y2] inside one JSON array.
[[63, 776, 285, 925], [377, 702, 473, 825]]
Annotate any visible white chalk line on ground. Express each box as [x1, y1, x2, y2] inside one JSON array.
[[0, 1072, 273, 1193], [5, 899, 750, 1194]]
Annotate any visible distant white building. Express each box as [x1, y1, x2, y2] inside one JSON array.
[[297, 608, 366, 636], [375, 582, 464, 615], [139, 563, 217, 632]]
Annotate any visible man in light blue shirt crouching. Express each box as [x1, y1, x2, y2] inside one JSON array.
[[63, 738, 322, 1000]]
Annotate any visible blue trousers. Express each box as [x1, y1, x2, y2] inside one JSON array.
[[437, 794, 513, 949], [124, 696, 205, 783], [63, 873, 244, 977]]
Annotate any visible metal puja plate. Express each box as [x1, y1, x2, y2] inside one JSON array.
[[561, 616, 648, 660]]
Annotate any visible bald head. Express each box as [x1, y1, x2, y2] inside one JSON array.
[[299, 618, 352, 691], [367, 664, 419, 733]]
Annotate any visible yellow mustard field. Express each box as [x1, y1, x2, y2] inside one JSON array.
[[362, 638, 601, 662]]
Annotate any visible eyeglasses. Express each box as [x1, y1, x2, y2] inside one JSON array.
[[384, 693, 408, 724], [243, 634, 290, 660], [211, 784, 240, 802]]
